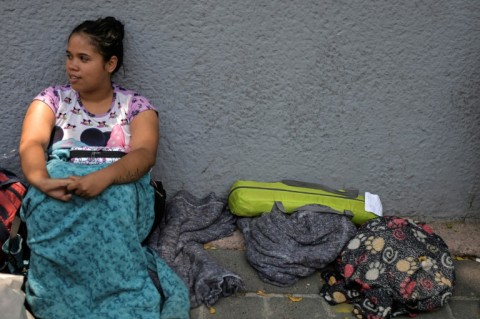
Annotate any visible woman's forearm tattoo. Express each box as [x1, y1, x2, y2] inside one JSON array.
[[114, 168, 142, 184]]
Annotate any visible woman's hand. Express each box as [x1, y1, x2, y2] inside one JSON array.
[[36, 177, 74, 202], [66, 171, 113, 199]]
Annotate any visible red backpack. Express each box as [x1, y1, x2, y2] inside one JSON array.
[[0, 169, 27, 273]]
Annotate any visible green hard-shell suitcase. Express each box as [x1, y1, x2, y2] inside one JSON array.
[[228, 180, 380, 226]]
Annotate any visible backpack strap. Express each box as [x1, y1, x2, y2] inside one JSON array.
[[0, 169, 21, 186], [0, 177, 21, 188], [9, 216, 22, 240]]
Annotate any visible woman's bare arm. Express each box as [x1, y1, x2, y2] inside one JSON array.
[[66, 109, 159, 198], [19, 100, 73, 201]]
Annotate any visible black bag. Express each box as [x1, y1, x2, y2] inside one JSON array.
[[142, 180, 166, 245]]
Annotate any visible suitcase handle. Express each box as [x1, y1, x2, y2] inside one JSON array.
[[280, 180, 359, 199]]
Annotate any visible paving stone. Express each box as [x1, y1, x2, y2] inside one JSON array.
[[428, 220, 480, 257], [207, 229, 245, 250], [207, 249, 324, 294], [449, 300, 480, 319], [192, 294, 265, 319], [266, 295, 328, 319], [189, 306, 204, 319], [452, 260, 480, 298], [325, 303, 454, 319], [326, 303, 356, 318]]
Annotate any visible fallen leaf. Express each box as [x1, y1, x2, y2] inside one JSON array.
[[332, 304, 354, 313], [203, 243, 216, 250], [287, 294, 303, 302], [454, 257, 465, 260], [209, 306, 216, 314], [256, 290, 268, 297]]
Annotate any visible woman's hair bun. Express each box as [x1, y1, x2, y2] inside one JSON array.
[[100, 16, 125, 42]]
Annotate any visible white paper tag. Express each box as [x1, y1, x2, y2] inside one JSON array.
[[365, 192, 383, 217]]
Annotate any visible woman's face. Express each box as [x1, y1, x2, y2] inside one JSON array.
[[66, 32, 116, 94]]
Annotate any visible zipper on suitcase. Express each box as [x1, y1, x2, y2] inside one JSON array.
[[228, 186, 363, 202]]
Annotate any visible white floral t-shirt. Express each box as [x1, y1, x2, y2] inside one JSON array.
[[33, 83, 157, 152]]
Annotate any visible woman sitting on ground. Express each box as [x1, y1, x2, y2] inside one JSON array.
[[19, 16, 189, 319]]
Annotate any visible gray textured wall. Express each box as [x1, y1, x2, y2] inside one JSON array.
[[1, 1, 479, 219]]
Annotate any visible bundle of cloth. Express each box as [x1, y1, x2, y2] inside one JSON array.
[[237, 203, 357, 287], [21, 155, 189, 319], [147, 190, 245, 308], [321, 216, 456, 319]]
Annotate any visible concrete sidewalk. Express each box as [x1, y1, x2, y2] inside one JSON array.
[[190, 220, 480, 319]]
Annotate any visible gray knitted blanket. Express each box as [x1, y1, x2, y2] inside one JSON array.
[[147, 190, 245, 308], [237, 204, 357, 287]]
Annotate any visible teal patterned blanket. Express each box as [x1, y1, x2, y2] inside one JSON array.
[[20, 158, 189, 319]]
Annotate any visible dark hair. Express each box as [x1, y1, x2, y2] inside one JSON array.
[[69, 16, 125, 74]]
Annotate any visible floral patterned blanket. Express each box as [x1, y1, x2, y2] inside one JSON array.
[[20, 158, 189, 319], [321, 216, 455, 319]]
